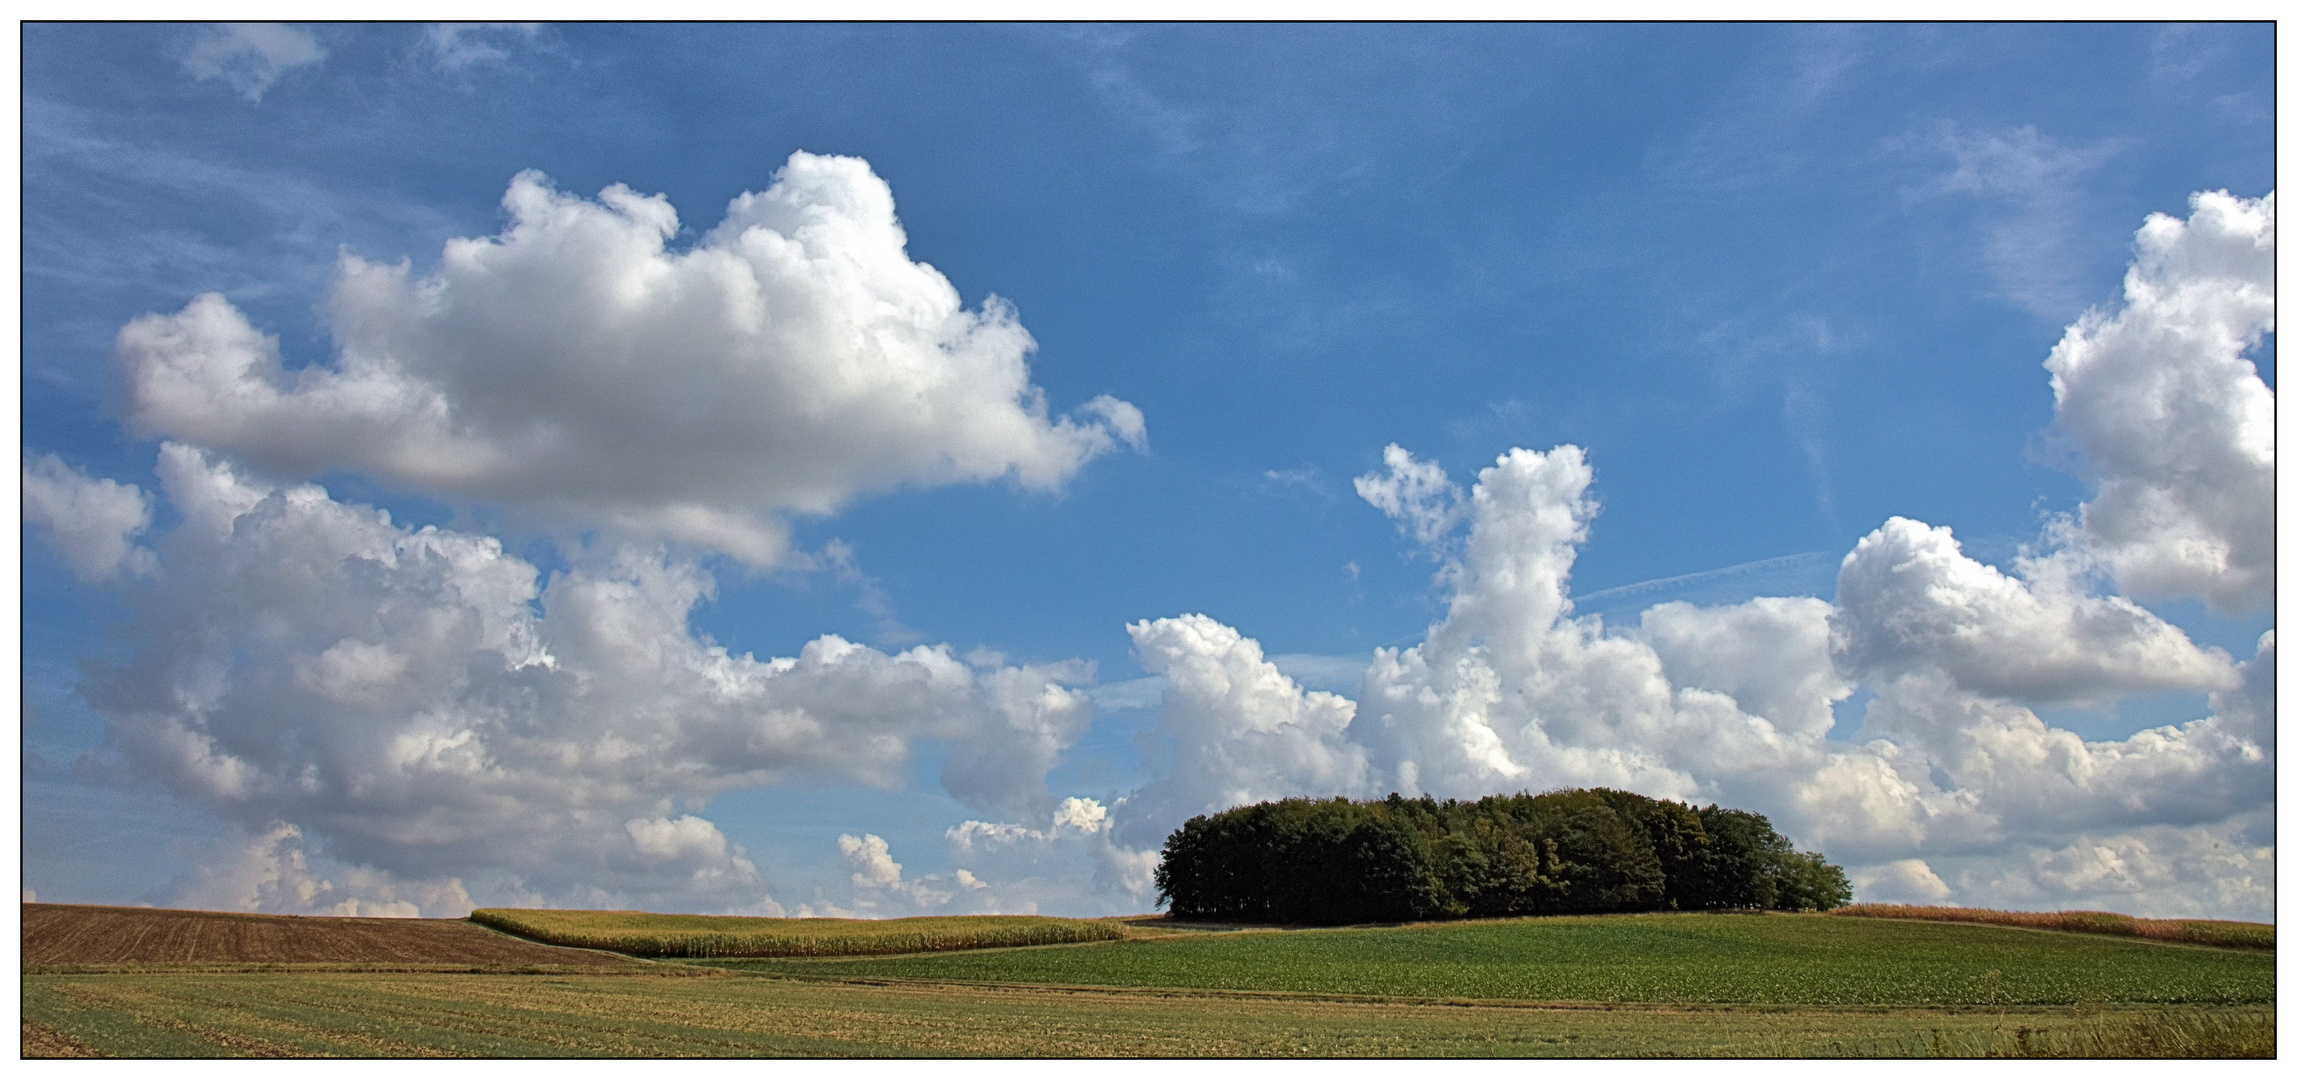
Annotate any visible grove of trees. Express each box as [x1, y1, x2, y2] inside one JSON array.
[[1154, 788, 1852, 925]]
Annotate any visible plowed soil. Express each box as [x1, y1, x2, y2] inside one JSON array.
[[22, 903, 647, 969]]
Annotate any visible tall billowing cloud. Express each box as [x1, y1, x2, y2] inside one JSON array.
[[2041, 189, 2274, 614], [114, 152, 1143, 566], [1095, 191, 2273, 920], [1337, 445, 1857, 809]]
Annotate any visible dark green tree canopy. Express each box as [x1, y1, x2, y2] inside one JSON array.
[[1155, 788, 1852, 925]]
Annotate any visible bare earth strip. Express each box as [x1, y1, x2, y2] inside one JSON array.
[[21, 972, 2274, 1058], [21, 904, 650, 971], [21, 1020, 102, 1057]]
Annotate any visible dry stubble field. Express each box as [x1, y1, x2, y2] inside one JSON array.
[[21, 903, 650, 972]]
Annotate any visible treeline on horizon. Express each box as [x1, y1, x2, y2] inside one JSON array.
[[1155, 788, 1852, 925]]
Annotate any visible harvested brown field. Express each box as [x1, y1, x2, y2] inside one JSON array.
[[1830, 904, 2273, 949], [21, 903, 656, 972]]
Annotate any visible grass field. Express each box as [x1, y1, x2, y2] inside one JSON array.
[[21, 905, 2276, 1057], [20, 971, 2273, 1057], [469, 909, 1123, 958], [718, 912, 2276, 1007]]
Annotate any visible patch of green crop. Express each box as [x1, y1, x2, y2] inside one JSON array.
[[722, 912, 2275, 1007], [470, 909, 1121, 958]]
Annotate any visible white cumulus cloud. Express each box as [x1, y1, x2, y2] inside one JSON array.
[[1851, 859, 1953, 904], [2041, 189, 2274, 614], [69, 443, 1097, 914], [1854, 667, 2270, 848], [1633, 596, 1849, 743], [113, 152, 1144, 566], [1935, 811, 2274, 919], [162, 822, 472, 918], [839, 833, 906, 890], [938, 797, 1158, 916], [1112, 614, 1370, 849], [947, 796, 1113, 852], [1830, 516, 2235, 703], [1348, 445, 1830, 807], [1352, 443, 1465, 549], [22, 454, 157, 582]]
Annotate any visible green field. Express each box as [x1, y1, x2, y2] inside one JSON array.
[[467, 909, 1121, 958], [715, 912, 2276, 1007]]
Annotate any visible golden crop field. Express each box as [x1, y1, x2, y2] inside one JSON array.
[[467, 908, 1125, 958], [1830, 904, 2275, 949]]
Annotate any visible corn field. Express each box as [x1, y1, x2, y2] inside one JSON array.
[[1830, 904, 2272, 949], [469, 909, 1125, 958]]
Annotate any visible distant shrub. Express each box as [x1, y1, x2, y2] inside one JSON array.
[[1155, 788, 1850, 925]]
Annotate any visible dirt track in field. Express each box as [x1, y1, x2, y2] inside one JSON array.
[[22, 904, 647, 969]]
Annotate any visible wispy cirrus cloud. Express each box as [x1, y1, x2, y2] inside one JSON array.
[[424, 23, 538, 72], [176, 24, 326, 102], [1895, 121, 2129, 318]]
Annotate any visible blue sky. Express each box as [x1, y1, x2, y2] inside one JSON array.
[[18, 23, 2277, 920]]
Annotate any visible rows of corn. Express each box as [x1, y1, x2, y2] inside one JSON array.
[[1831, 905, 2272, 949], [469, 909, 1124, 958]]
